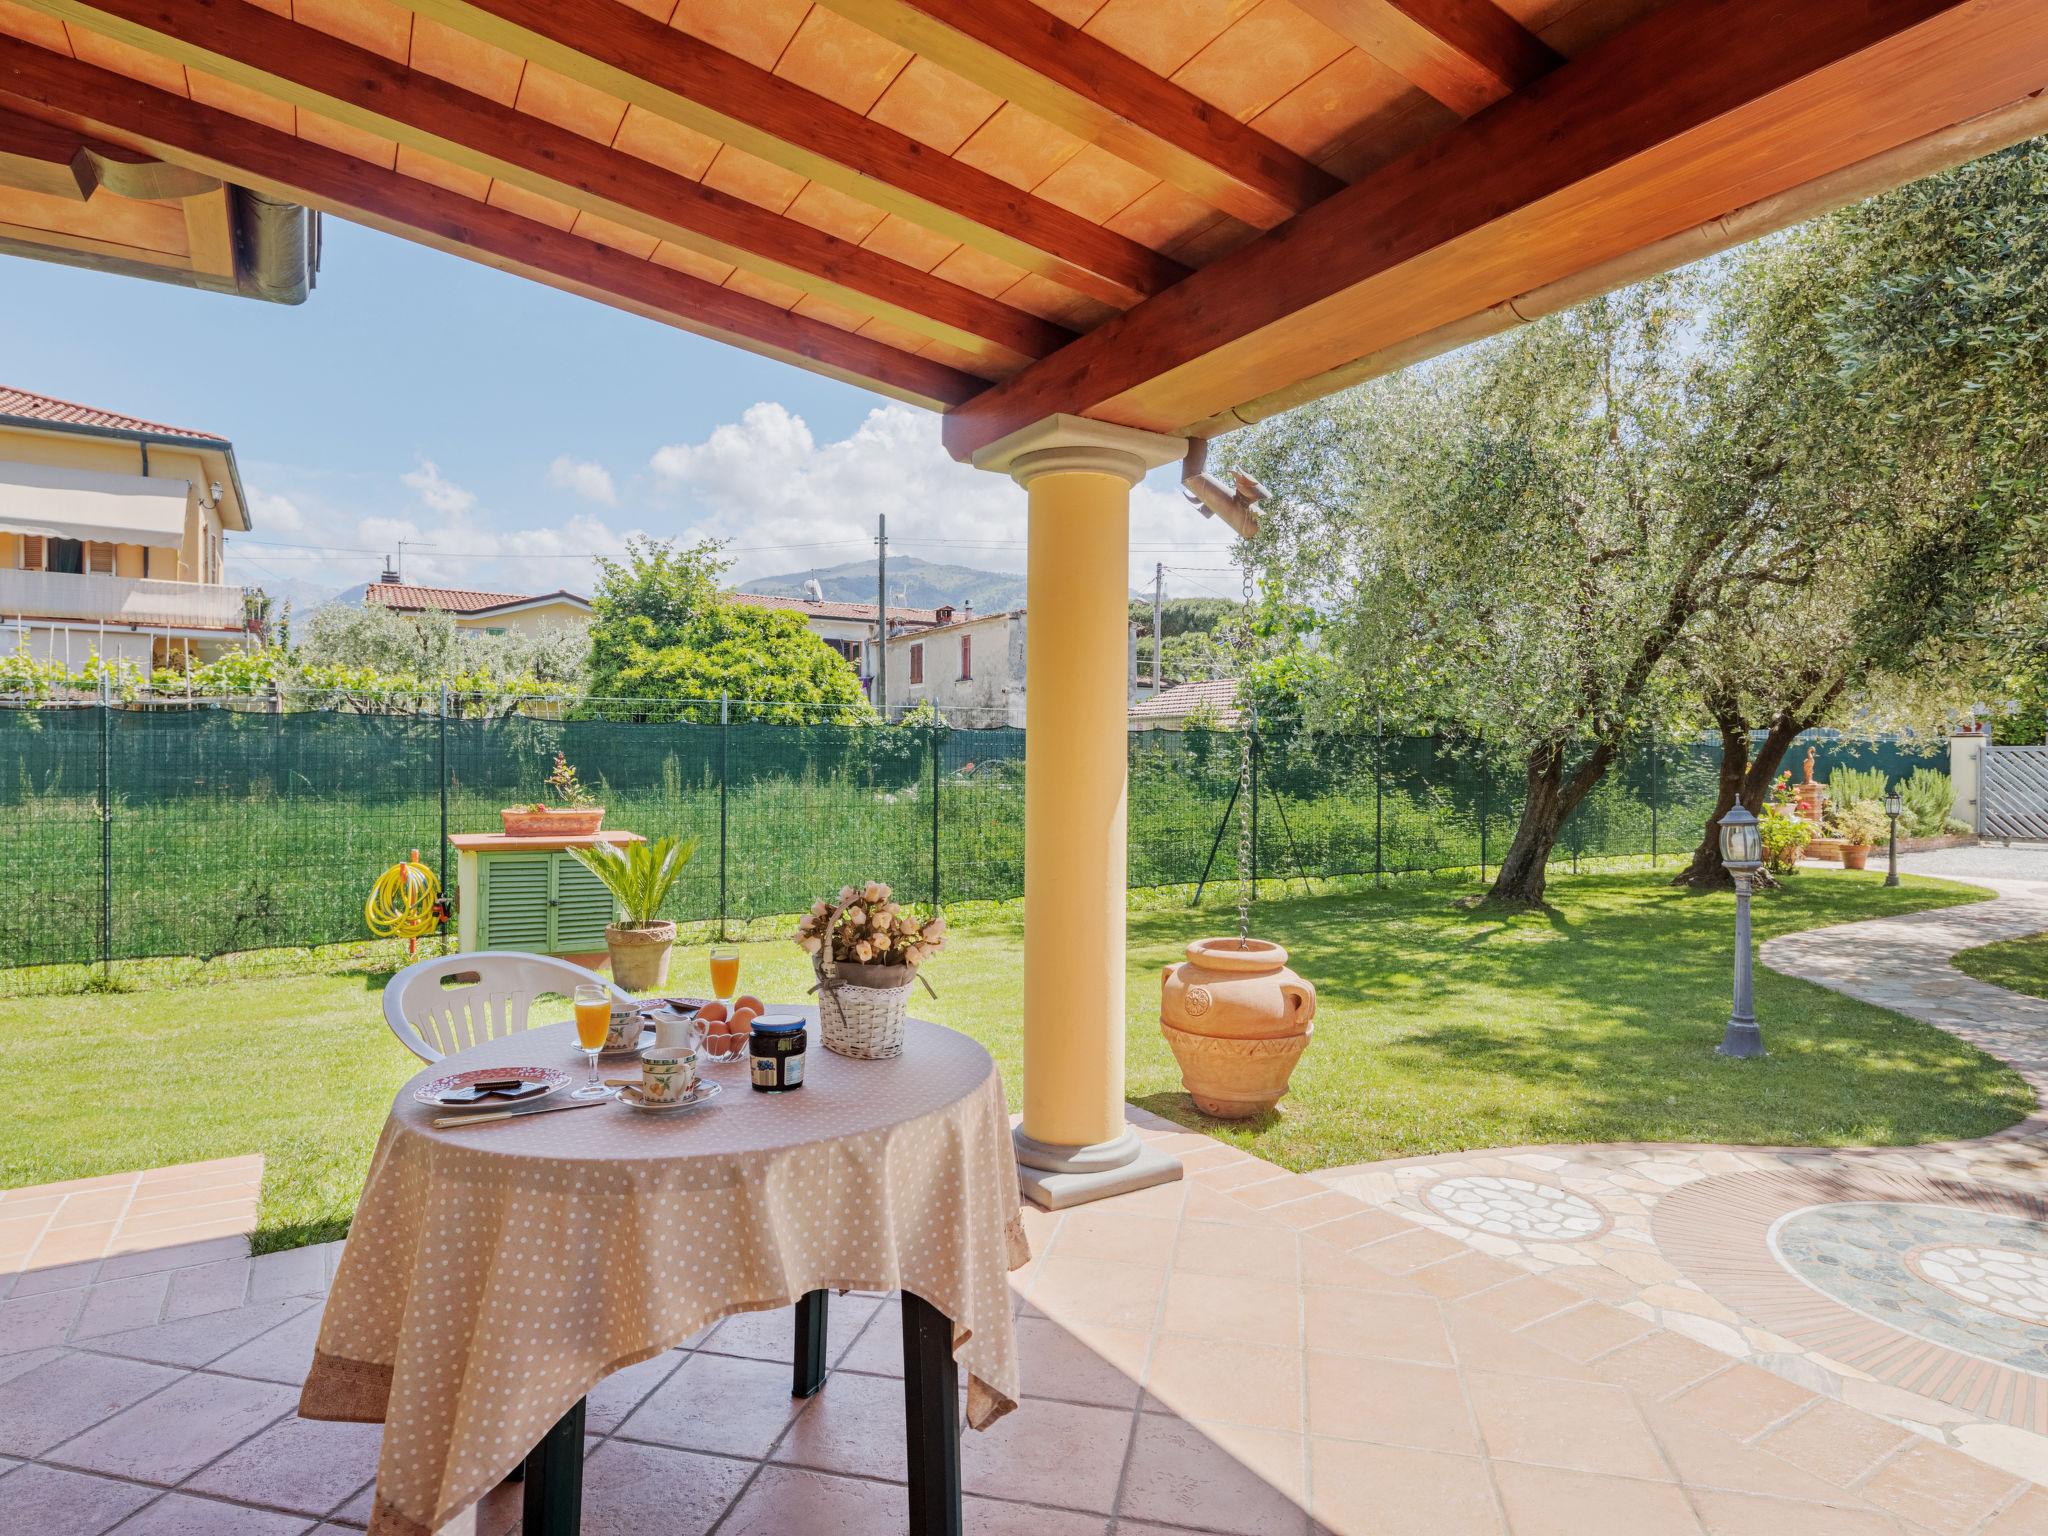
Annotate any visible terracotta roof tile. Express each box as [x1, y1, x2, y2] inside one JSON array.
[[367, 583, 552, 613], [1130, 677, 1240, 723], [0, 385, 229, 443]]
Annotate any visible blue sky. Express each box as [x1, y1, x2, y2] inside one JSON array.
[[0, 219, 1232, 606]]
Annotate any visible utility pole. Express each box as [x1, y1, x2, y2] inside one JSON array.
[[1151, 561, 1164, 697], [874, 514, 889, 719]]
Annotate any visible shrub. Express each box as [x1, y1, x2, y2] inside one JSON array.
[[1760, 803, 1812, 871], [1898, 767, 1954, 836], [1828, 765, 1889, 809], [1834, 798, 1891, 848]]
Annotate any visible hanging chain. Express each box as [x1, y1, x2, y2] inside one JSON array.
[[1235, 548, 1255, 949]]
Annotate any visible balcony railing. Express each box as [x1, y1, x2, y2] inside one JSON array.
[[0, 567, 244, 630]]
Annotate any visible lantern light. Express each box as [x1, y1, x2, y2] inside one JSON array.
[[1718, 803, 1762, 874]]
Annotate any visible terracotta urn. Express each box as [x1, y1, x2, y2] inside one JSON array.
[[1160, 937, 1316, 1120], [1841, 844, 1871, 871]]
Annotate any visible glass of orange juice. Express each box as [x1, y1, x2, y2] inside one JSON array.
[[708, 947, 740, 1003], [571, 983, 613, 1099]]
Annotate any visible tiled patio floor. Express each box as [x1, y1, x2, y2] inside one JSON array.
[[4, 1121, 2045, 1535]]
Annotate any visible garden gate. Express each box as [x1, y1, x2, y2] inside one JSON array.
[[1982, 745, 2048, 840]]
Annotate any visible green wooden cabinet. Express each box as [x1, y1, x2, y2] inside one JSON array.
[[474, 849, 617, 954]]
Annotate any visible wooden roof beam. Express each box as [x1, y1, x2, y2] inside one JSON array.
[[0, 36, 982, 410], [943, 0, 2048, 458], [0, 100, 94, 198], [1287, 0, 1560, 116], [389, 0, 1186, 309], [810, 0, 1342, 227], [12, 0, 1070, 370]]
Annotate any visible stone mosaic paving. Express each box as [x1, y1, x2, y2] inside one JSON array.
[[1315, 867, 2048, 1488], [1422, 1175, 1610, 1241], [1776, 1203, 2048, 1365]]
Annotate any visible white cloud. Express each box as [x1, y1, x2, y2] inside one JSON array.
[[546, 455, 616, 506], [401, 458, 477, 517], [246, 488, 305, 534], [648, 402, 1234, 591]]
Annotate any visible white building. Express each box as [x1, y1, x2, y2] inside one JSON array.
[[884, 605, 1025, 727], [723, 591, 942, 699]]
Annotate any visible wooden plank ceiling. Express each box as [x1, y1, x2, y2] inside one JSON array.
[[0, 0, 2042, 451]]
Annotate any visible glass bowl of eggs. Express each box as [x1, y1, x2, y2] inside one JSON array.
[[693, 997, 763, 1064]]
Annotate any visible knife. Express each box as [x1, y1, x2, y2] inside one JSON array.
[[433, 1095, 616, 1129]]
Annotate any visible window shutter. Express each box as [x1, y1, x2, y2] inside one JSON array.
[[551, 853, 618, 951], [479, 854, 551, 950], [960, 635, 971, 679], [910, 644, 923, 684]]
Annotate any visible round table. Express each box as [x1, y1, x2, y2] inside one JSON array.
[[300, 1012, 1027, 1536]]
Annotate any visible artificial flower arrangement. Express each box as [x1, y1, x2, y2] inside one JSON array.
[[795, 881, 944, 1060], [793, 880, 946, 971]]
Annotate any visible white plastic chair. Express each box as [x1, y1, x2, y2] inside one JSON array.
[[382, 950, 632, 1064]]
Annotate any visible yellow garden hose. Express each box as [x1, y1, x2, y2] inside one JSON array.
[[366, 850, 443, 952]]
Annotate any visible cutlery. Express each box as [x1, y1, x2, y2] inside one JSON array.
[[433, 1096, 616, 1129]]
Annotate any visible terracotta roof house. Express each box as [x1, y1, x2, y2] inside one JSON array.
[[0, 385, 253, 670], [1130, 677, 1241, 730], [364, 582, 591, 635]]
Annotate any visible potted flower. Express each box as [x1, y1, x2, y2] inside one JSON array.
[[502, 753, 606, 837], [1759, 802, 1812, 873], [566, 833, 696, 989], [794, 881, 943, 1059], [1830, 799, 1890, 871]]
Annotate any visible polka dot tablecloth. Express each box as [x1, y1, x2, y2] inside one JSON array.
[[299, 1014, 1029, 1536]]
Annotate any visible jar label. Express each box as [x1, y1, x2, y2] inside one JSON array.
[[784, 1056, 803, 1085]]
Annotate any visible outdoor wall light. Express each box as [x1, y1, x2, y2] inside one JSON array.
[[1716, 804, 1764, 1060], [1884, 790, 1904, 887]]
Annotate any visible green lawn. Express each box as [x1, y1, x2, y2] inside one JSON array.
[[1952, 932, 2048, 1000], [0, 869, 2029, 1253]]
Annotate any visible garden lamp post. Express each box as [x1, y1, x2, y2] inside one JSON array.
[[1884, 790, 1903, 887], [1717, 804, 1765, 1060]]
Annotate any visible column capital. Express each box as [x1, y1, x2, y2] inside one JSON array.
[[970, 413, 1186, 488]]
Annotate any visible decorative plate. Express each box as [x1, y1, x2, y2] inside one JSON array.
[[414, 1064, 572, 1108], [615, 1080, 723, 1114]]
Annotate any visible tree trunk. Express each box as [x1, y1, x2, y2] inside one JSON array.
[[1671, 715, 1805, 888], [1486, 735, 1623, 905]]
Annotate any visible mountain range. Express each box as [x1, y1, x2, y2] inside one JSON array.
[[738, 556, 1026, 612]]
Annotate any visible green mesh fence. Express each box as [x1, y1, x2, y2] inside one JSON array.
[[0, 700, 1949, 970]]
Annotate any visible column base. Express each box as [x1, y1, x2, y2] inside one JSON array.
[[1013, 1127, 1183, 1210]]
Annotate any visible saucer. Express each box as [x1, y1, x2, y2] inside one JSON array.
[[616, 1080, 722, 1114], [597, 1028, 655, 1059]]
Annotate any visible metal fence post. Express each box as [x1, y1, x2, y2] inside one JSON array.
[[98, 672, 112, 974], [929, 718, 941, 911], [437, 685, 450, 906], [1373, 714, 1384, 886], [1648, 724, 1660, 867], [1479, 763, 1489, 881], [718, 691, 730, 941]]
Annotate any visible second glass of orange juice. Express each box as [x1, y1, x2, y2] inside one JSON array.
[[708, 947, 740, 1003]]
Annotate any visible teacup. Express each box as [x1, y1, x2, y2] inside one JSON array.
[[604, 1004, 644, 1053], [639, 1046, 698, 1103]]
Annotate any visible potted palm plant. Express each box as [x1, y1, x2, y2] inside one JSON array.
[[566, 833, 696, 990]]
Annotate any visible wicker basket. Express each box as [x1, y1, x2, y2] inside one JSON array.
[[810, 903, 933, 1060]]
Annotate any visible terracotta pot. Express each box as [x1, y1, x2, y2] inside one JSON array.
[[1159, 937, 1315, 1120], [1841, 844, 1870, 870], [500, 806, 606, 837], [605, 921, 674, 991]]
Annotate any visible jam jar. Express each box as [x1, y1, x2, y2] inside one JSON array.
[[750, 1018, 807, 1092]]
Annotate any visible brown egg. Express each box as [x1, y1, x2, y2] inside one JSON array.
[[733, 994, 766, 1016]]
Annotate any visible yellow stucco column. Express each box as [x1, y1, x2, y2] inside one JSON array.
[[974, 415, 1187, 1209]]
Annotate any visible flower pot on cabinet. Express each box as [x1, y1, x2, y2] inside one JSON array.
[[500, 806, 606, 837], [1160, 938, 1315, 1120]]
